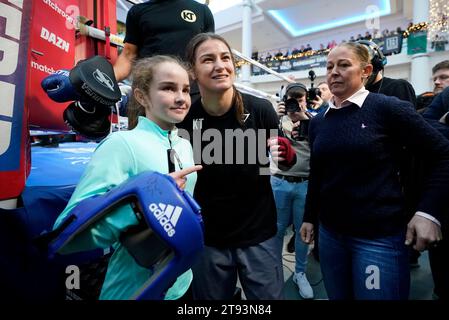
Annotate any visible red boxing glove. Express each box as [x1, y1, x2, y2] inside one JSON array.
[[277, 136, 296, 167]]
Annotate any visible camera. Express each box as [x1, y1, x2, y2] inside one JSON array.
[[281, 83, 307, 113], [284, 97, 313, 118], [307, 88, 321, 104], [306, 70, 321, 107], [284, 98, 301, 113]]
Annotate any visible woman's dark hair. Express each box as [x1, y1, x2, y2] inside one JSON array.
[[186, 32, 245, 126], [127, 55, 187, 129]]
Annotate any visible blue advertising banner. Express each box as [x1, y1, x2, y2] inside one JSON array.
[[290, 53, 327, 71], [251, 53, 328, 75]]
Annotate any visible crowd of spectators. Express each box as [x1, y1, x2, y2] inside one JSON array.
[[252, 22, 446, 66]]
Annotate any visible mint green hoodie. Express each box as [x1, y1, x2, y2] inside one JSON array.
[[54, 116, 197, 300]]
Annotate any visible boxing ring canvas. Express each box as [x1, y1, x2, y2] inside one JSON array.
[[27, 142, 96, 187], [0, 141, 106, 300]]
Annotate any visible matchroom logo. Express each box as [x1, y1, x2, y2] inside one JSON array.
[[149, 203, 183, 237]]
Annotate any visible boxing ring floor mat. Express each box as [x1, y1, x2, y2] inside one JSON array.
[[27, 142, 97, 187], [0, 141, 107, 301]]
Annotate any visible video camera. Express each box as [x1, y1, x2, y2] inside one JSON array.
[[306, 70, 321, 108]]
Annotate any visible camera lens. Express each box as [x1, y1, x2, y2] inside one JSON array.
[[285, 98, 300, 112]]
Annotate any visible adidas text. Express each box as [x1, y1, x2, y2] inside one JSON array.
[[149, 203, 182, 237]]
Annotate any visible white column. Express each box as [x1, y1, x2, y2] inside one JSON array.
[[413, 0, 429, 23], [410, 0, 431, 94], [241, 0, 253, 86]]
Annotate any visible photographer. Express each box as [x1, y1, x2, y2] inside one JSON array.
[[270, 83, 315, 299]]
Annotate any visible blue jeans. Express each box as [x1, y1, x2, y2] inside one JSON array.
[[271, 176, 309, 274], [319, 224, 410, 300]]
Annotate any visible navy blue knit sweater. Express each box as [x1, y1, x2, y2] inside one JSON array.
[[303, 92, 449, 237]]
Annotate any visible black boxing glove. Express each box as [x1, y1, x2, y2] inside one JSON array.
[[63, 101, 111, 140]]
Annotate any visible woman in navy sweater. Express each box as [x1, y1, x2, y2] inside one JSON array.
[[300, 42, 449, 300]]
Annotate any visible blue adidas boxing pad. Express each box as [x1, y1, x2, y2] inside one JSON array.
[[47, 171, 203, 300]]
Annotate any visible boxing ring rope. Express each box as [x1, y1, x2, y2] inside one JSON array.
[[231, 49, 295, 84], [233, 83, 278, 100], [77, 21, 292, 102], [231, 49, 297, 102], [77, 17, 125, 47]]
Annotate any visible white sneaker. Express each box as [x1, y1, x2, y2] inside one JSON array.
[[293, 272, 314, 299]]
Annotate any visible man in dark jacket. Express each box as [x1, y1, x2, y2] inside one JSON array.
[[422, 87, 449, 300], [113, 0, 215, 82]]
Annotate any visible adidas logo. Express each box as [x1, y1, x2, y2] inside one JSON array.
[[149, 203, 182, 237]]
